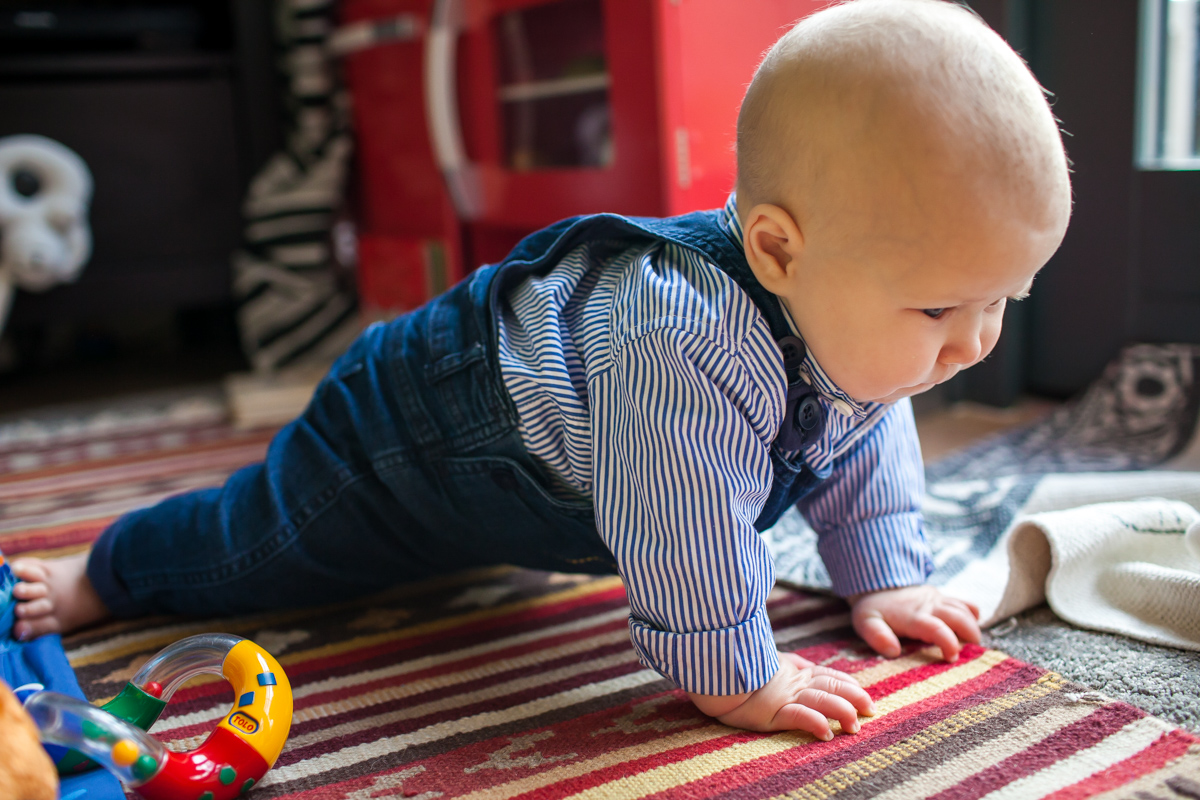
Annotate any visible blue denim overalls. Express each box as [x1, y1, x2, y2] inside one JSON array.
[[89, 211, 825, 618]]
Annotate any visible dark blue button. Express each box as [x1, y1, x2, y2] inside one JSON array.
[[777, 336, 806, 371], [796, 396, 821, 432], [257, 672, 277, 686], [238, 691, 255, 707]]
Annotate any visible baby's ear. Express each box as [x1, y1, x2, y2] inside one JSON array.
[[742, 203, 804, 292]]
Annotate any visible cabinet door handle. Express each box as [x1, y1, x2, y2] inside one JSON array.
[[426, 0, 485, 220]]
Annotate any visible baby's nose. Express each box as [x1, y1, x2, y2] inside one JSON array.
[[939, 329, 984, 366]]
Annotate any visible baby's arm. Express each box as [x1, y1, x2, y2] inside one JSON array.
[[687, 651, 876, 737], [850, 584, 980, 661], [797, 402, 980, 659]]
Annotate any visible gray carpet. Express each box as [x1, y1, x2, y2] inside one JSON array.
[[986, 605, 1200, 733]]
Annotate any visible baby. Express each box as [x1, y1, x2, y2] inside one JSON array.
[[10, 0, 1069, 739]]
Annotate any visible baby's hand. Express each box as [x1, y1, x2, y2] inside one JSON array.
[[850, 585, 981, 662], [687, 652, 876, 738]]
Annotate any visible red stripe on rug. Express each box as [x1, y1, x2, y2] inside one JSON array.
[[0, 440, 270, 499], [275, 689, 714, 800], [158, 639, 640, 744], [275, 658, 655, 764], [519, 730, 760, 800], [159, 594, 634, 709], [928, 702, 1147, 800], [461, 655, 1036, 800], [0, 419, 237, 451], [1039, 728, 1198, 800], [278, 585, 631, 679], [0, 430, 269, 481], [0, 518, 113, 554], [0, 426, 239, 472], [767, 601, 849, 632], [865, 643, 991, 701], [293, 620, 632, 710], [791, 641, 877, 674], [289, 598, 634, 689], [670, 659, 1047, 800]]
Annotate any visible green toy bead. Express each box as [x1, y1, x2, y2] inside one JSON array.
[[198, 792, 215, 800], [241, 778, 256, 794], [81, 719, 108, 741], [132, 754, 159, 781], [219, 766, 237, 785]]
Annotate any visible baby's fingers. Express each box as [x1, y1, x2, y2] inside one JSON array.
[[811, 673, 877, 717], [908, 614, 962, 662], [796, 686, 865, 734], [770, 703, 835, 740], [853, 612, 902, 658], [936, 603, 982, 646]]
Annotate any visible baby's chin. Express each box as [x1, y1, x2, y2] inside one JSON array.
[[864, 382, 938, 405]]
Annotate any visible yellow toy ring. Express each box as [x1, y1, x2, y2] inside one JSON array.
[[28, 633, 293, 799]]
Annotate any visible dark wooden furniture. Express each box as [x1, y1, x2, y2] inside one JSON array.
[[958, 0, 1200, 403], [0, 2, 279, 327]]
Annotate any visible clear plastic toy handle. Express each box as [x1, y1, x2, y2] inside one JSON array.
[[130, 632, 242, 701], [24, 690, 167, 787]]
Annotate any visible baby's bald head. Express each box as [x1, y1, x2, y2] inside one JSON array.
[[736, 0, 1070, 241]]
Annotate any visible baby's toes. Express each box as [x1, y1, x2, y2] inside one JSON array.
[[15, 597, 54, 619], [12, 615, 63, 641], [12, 580, 49, 602], [10, 558, 49, 584]]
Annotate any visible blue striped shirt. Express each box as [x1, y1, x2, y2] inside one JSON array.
[[495, 195, 931, 695]]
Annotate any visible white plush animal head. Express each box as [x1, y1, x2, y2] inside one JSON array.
[[0, 135, 93, 292]]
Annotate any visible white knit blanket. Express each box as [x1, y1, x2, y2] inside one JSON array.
[[945, 473, 1200, 649]]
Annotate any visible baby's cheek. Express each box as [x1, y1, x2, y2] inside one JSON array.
[[978, 317, 1005, 363]]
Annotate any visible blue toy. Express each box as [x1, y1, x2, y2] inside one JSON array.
[[0, 547, 124, 800]]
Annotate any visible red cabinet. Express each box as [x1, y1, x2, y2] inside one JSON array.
[[343, 0, 822, 312]]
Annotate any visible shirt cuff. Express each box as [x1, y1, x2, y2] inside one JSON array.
[[818, 513, 933, 597], [627, 604, 780, 695]]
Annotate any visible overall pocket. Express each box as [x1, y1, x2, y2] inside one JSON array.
[[383, 275, 516, 457]]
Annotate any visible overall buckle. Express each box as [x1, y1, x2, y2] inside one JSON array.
[[773, 336, 826, 451]]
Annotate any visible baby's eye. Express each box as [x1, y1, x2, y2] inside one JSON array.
[[922, 308, 947, 319]]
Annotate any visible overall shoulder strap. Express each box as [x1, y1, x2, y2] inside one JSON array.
[[489, 210, 826, 452], [493, 210, 786, 343]]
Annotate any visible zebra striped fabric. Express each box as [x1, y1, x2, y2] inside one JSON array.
[[233, 0, 361, 372]]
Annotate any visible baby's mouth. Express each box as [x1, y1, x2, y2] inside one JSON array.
[[931, 368, 960, 386]]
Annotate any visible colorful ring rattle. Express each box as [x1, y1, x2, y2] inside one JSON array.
[[25, 633, 292, 800]]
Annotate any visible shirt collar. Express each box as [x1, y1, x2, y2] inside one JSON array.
[[718, 193, 867, 419], [717, 193, 745, 250]]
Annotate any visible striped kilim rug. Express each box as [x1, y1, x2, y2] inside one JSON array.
[[2, 396, 1200, 799]]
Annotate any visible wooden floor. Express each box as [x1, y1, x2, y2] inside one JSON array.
[[913, 398, 1059, 464]]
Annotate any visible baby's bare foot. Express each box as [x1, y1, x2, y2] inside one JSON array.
[[10, 553, 109, 640]]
